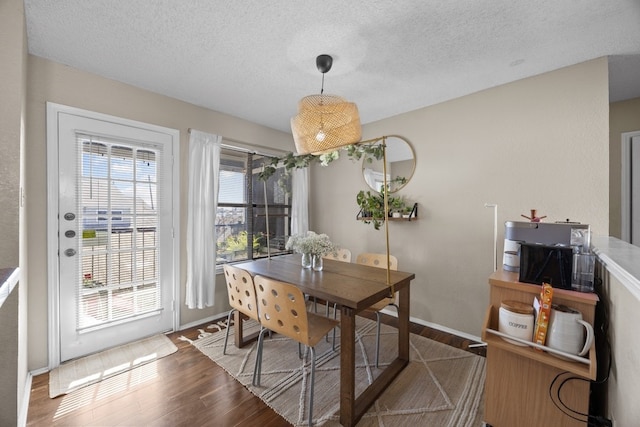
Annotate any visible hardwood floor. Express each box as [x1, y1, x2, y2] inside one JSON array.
[[26, 311, 485, 427]]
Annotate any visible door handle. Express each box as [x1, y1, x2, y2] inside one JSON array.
[[64, 248, 76, 257], [64, 212, 75, 221], [65, 230, 76, 238]]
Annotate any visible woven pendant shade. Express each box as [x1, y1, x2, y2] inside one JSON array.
[[291, 95, 361, 155]]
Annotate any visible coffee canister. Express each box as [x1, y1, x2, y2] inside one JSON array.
[[498, 300, 535, 346]]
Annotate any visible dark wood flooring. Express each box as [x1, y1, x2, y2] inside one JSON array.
[[26, 311, 485, 427]]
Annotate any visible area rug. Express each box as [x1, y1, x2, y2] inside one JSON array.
[[187, 317, 485, 426], [49, 334, 178, 398]]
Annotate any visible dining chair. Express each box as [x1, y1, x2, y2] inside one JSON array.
[[322, 246, 352, 313], [222, 264, 261, 355], [355, 252, 399, 368], [323, 247, 352, 263], [252, 275, 339, 426]]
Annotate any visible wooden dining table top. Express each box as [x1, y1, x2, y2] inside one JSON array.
[[234, 254, 415, 311]]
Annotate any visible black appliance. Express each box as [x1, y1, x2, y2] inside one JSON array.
[[518, 243, 573, 290]]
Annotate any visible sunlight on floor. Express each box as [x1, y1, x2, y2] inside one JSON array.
[[53, 361, 160, 420]]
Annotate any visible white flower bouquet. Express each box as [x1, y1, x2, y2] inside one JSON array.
[[286, 231, 338, 257]]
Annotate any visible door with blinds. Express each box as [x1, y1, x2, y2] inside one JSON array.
[[49, 104, 178, 362]]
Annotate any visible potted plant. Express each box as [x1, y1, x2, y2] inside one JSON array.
[[356, 190, 387, 229], [389, 195, 406, 218]]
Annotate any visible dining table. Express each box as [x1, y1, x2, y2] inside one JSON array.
[[233, 254, 415, 427]]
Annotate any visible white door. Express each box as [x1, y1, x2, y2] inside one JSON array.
[[48, 104, 179, 363]]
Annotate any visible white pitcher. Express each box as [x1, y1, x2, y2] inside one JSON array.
[[546, 304, 594, 357]]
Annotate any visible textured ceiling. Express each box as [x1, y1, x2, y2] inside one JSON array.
[[24, 0, 640, 133]]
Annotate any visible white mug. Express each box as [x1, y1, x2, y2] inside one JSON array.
[[546, 305, 594, 357]]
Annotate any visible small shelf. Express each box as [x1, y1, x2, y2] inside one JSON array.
[[357, 202, 418, 222], [357, 217, 418, 222], [482, 305, 597, 380]]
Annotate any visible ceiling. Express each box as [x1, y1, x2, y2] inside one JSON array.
[[24, 0, 640, 134]]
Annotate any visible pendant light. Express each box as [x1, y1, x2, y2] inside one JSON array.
[[291, 54, 362, 155]]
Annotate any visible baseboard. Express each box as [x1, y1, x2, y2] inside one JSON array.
[[378, 307, 485, 344], [178, 311, 229, 331]]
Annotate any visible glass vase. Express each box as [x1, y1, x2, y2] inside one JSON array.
[[312, 254, 324, 271], [301, 253, 312, 269]]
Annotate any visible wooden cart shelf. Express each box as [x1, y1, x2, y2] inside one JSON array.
[[482, 305, 597, 380]]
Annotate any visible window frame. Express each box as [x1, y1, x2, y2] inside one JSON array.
[[215, 147, 292, 269]]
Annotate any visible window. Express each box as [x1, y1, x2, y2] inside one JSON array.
[[78, 136, 163, 329], [216, 148, 291, 264]]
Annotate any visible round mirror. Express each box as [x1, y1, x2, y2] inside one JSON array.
[[361, 135, 415, 193]]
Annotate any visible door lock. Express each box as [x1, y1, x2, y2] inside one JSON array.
[[64, 248, 76, 257], [64, 212, 76, 221], [65, 230, 76, 238]]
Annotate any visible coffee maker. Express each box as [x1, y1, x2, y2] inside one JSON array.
[[502, 221, 590, 289]]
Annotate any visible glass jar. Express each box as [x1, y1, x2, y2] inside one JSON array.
[[301, 253, 312, 269], [312, 254, 323, 271]]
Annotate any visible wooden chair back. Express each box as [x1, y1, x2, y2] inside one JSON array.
[[355, 253, 398, 271], [222, 264, 260, 322], [356, 252, 399, 310], [254, 275, 338, 348], [324, 247, 352, 263]]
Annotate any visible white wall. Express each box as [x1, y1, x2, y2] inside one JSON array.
[[310, 58, 610, 337], [600, 265, 640, 425]]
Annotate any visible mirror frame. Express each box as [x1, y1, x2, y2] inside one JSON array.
[[361, 135, 416, 193]]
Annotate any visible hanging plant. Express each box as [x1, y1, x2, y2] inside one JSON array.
[[356, 190, 386, 230]]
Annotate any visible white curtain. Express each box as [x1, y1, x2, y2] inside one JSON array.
[[186, 130, 221, 309], [291, 167, 309, 235]]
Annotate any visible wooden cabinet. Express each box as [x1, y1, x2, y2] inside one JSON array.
[[482, 270, 598, 427]]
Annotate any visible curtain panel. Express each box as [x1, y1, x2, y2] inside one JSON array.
[[186, 130, 221, 309], [291, 167, 309, 235]]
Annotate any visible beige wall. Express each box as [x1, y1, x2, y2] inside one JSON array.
[[0, 0, 24, 267], [25, 55, 294, 370], [0, 0, 28, 422], [609, 96, 640, 238], [311, 58, 610, 336]]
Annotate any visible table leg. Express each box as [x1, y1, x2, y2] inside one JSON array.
[[233, 310, 260, 348], [339, 306, 356, 426], [398, 283, 410, 361], [234, 310, 245, 348], [339, 282, 411, 426]]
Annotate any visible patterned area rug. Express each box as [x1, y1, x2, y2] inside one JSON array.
[[49, 334, 178, 398], [187, 316, 485, 426]]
